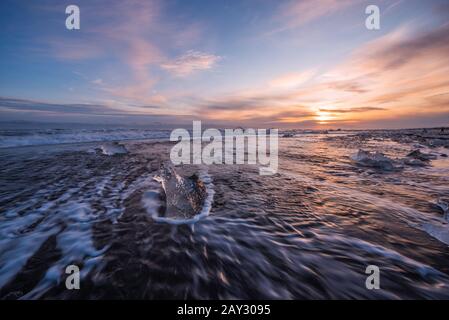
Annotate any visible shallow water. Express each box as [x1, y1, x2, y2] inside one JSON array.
[[0, 130, 449, 299]]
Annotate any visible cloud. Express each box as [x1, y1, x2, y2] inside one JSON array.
[[319, 107, 386, 113], [40, 0, 208, 105], [366, 25, 449, 70], [188, 21, 449, 129], [236, 110, 316, 126], [269, 71, 315, 89], [0, 97, 123, 115], [10, 0, 449, 129], [161, 50, 221, 77], [190, 89, 318, 125], [270, 0, 359, 34], [326, 23, 449, 113], [0, 96, 196, 127], [325, 81, 367, 94]]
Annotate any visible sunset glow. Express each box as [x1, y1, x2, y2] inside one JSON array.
[[1, 1, 449, 302], [1, 0, 449, 129]]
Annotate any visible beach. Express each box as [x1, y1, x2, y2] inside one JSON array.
[[0, 128, 448, 299]]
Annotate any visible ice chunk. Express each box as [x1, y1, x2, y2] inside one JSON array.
[[282, 133, 294, 138], [406, 149, 437, 161], [436, 199, 448, 222], [351, 149, 395, 171], [155, 165, 207, 220], [403, 158, 427, 167], [99, 142, 128, 155]]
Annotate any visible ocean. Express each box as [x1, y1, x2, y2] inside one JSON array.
[[0, 127, 448, 299]]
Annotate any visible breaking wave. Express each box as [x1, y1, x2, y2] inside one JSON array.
[[0, 128, 171, 148]]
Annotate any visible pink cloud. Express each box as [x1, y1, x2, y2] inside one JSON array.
[[270, 0, 359, 34], [187, 22, 449, 128], [161, 50, 221, 77], [43, 0, 207, 105]]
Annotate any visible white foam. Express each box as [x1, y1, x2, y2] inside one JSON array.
[[21, 202, 109, 299], [100, 142, 128, 155], [0, 176, 115, 297], [279, 168, 449, 246], [0, 128, 170, 148]]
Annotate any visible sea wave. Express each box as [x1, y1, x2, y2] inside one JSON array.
[[0, 128, 171, 148]]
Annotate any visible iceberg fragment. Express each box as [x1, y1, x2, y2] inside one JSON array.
[[351, 149, 395, 171]]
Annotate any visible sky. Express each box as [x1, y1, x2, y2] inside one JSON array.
[[0, 0, 449, 129]]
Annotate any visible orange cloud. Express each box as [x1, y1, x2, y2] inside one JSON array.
[[323, 23, 449, 119], [190, 22, 449, 129]]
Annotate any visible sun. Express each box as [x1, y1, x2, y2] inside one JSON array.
[[315, 111, 334, 124]]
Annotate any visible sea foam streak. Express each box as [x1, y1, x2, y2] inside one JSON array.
[[0, 128, 170, 148]]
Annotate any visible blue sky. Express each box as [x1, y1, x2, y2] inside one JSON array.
[[1, 0, 449, 128]]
